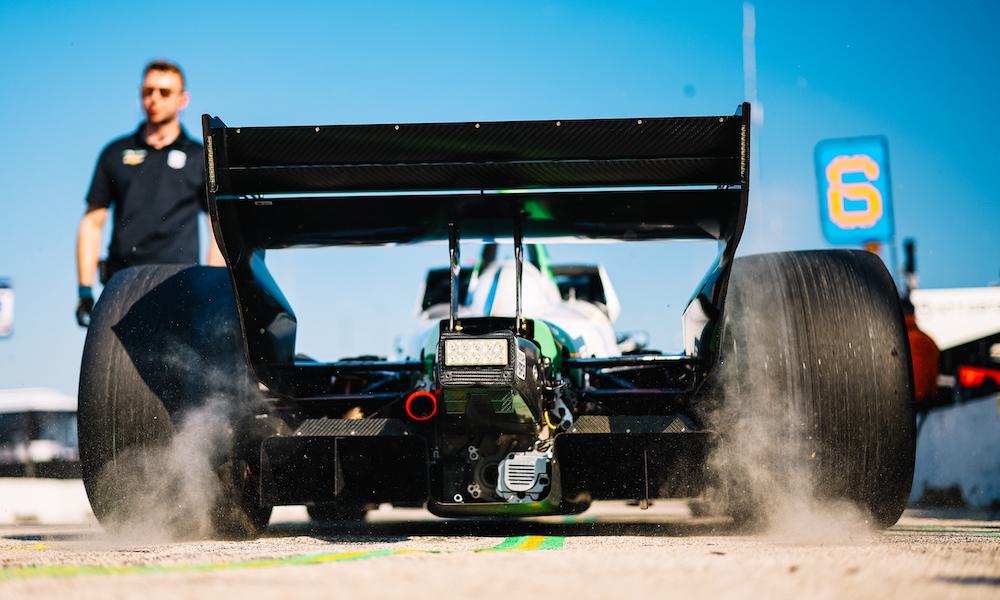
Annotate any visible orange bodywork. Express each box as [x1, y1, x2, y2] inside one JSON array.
[[906, 314, 940, 405]]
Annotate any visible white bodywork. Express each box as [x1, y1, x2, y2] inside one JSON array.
[[398, 260, 621, 360], [910, 287, 1000, 350]]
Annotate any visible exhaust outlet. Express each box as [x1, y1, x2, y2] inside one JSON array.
[[405, 390, 438, 421]]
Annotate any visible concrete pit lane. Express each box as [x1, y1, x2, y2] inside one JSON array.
[[1, 501, 998, 599]]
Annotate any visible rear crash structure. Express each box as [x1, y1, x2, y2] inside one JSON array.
[[77, 104, 915, 536]]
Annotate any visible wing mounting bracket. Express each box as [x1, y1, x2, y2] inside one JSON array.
[[448, 222, 460, 332]]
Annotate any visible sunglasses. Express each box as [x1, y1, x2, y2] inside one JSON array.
[[141, 87, 182, 98]]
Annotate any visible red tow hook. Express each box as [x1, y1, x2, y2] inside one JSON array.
[[405, 390, 439, 421]]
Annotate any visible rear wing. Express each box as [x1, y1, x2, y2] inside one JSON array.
[[201, 105, 750, 397]]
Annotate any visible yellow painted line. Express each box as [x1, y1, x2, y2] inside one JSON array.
[[11, 543, 46, 551], [0, 548, 418, 581], [302, 550, 373, 564], [476, 535, 564, 552], [0, 536, 563, 581], [515, 536, 545, 550]]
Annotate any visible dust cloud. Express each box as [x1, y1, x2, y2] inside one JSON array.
[[706, 276, 875, 545], [91, 338, 256, 543], [93, 398, 234, 542], [709, 394, 874, 544]]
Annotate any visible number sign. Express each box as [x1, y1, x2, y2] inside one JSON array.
[[815, 136, 894, 245]]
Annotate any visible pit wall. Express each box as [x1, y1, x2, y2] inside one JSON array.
[[910, 394, 1000, 509]]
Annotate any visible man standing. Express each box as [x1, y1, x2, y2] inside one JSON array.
[[75, 60, 222, 326]]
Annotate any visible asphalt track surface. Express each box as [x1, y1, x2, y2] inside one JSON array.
[[1, 502, 998, 599]]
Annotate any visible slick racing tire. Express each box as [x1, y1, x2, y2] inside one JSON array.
[[78, 265, 272, 539], [716, 250, 915, 528]]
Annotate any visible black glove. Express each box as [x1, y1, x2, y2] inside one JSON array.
[[76, 286, 94, 328]]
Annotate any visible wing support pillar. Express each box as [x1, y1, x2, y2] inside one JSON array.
[[514, 211, 525, 334], [448, 222, 460, 331]]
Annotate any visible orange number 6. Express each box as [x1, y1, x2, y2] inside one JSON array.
[[825, 154, 883, 229]]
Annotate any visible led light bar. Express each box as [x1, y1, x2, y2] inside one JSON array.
[[444, 338, 509, 367]]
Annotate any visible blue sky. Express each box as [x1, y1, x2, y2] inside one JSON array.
[[0, 0, 997, 395]]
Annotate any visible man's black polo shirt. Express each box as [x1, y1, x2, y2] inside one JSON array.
[[85, 125, 206, 273]]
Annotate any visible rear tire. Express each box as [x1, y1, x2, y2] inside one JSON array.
[[715, 250, 915, 528], [78, 265, 271, 539]]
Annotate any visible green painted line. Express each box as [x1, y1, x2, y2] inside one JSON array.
[[895, 524, 1000, 531], [912, 531, 1000, 537], [0, 547, 419, 581], [537, 536, 565, 550], [476, 535, 565, 552], [482, 535, 529, 551], [890, 525, 1000, 537], [0, 535, 565, 582]]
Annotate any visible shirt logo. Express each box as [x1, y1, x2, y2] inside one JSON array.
[[122, 149, 147, 166], [167, 149, 187, 170]]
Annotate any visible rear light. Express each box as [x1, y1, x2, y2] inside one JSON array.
[[443, 338, 509, 366]]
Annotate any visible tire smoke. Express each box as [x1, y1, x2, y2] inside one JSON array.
[[91, 339, 261, 542], [92, 398, 232, 541], [706, 259, 877, 544]]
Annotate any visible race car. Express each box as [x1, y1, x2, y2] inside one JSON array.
[[77, 104, 915, 536]]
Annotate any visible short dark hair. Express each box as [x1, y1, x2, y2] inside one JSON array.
[[143, 60, 186, 89]]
